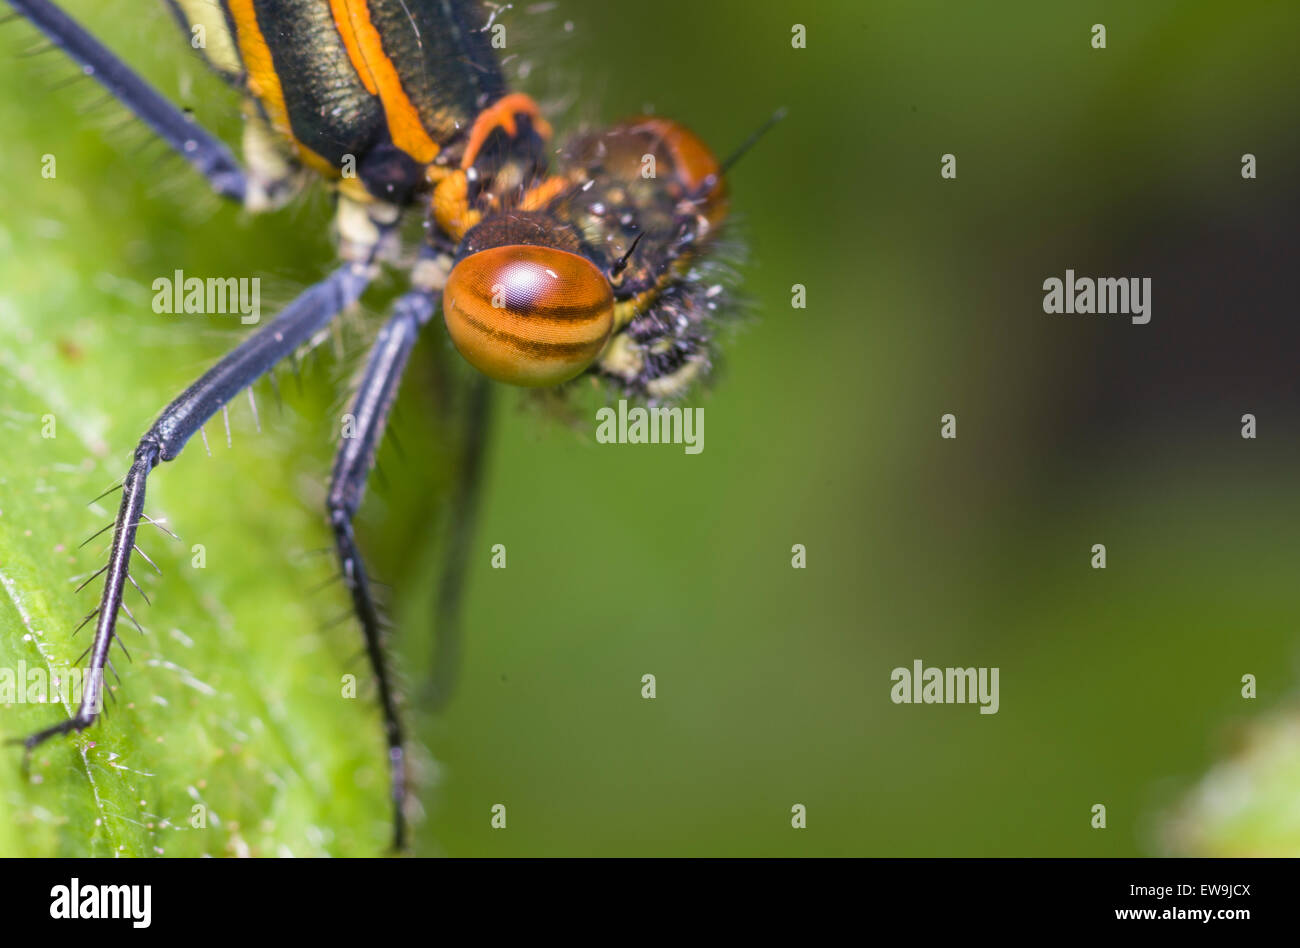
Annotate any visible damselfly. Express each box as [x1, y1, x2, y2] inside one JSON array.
[[4, 0, 774, 849]]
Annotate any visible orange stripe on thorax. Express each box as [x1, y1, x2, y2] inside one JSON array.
[[331, 0, 440, 164], [226, 0, 292, 139], [328, 0, 378, 96], [227, 0, 336, 177]]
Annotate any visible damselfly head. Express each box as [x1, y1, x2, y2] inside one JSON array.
[[442, 117, 730, 394]]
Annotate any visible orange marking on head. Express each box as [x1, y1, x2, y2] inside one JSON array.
[[519, 175, 569, 212], [460, 93, 552, 170], [433, 170, 481, 242]]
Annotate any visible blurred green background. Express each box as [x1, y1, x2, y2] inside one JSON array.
[[1, 0, 1298, 856]]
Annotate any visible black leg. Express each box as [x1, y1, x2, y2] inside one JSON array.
[[427, 375, 492, 711], [18, 263, 371, 749], [327, 287, 437, 851], [6, 0, 247, 202]]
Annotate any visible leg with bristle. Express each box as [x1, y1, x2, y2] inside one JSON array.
[[325, 287, 438, 851], [13, 264, 370, 753], [6, 0, 248, 202]]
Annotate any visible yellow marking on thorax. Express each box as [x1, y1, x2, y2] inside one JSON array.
[[173, 0, 242, 76]]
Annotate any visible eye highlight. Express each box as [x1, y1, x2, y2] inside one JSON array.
[[443, 245, 615, 386]]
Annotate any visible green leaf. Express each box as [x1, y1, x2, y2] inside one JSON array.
[[1162, 710, 1300, 857]]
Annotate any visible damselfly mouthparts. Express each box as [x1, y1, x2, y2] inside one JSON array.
[[4, 0, 773, 849]]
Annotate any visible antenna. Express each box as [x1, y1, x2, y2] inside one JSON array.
[[610, 231, 646, 277], [691, 107, 788, 203], [720, 107, 788, 176]]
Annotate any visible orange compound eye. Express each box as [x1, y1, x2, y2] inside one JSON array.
[[627, 117, 728, 225], [633, 117, 721, 192], [443, 245, 615, 387]]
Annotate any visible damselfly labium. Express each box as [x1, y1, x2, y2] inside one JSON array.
[[3, 0, 775, 850]]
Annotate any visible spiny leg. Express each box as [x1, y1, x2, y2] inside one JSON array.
[[5, 0, 247, 202], [18, 263, 371, 749], [327, 287, 438, 851]]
